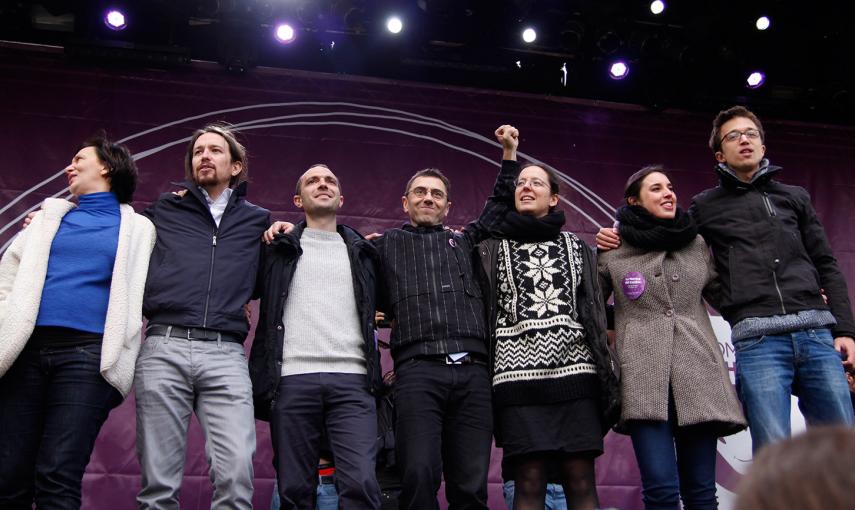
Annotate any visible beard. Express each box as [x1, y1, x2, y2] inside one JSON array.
[[194, 167, 228, 188]]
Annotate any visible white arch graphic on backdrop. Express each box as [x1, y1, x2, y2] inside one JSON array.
[[1, 103, 618, 252]]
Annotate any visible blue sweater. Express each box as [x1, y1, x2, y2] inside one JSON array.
[[36, 192, 120, 334]]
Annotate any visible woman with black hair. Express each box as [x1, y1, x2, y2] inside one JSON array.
[[0, 135, 156, 509], [479, 126, 619, 510], [597, 166, 745, 510]]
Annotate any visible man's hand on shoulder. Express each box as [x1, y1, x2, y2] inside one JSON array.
[[834, 336, 855, 370], [596, 227, 621, 251], [21, 211, 36, 229], [263, 221, 295, 244], [495, 124, 519, 161]]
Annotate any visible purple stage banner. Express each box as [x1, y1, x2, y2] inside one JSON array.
[[1, 44, 854, 509]]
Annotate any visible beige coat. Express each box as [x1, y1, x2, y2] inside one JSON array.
[[598, 235, 745, 435], [0, 198, 156, 397]]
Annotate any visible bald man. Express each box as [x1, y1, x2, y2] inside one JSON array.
[[249, 164, 382, 510]]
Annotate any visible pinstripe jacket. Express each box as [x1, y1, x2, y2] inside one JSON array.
[[374, 160, 518, 364]]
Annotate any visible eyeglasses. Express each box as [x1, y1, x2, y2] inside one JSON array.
[[722, 128, 761, 143], [407, 187, 447, 200], [515, 178, 548, 189]]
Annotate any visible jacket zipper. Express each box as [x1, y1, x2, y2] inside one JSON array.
[[762, 192, 776, 217], [772, 266, 787, 315], [202, 229, 217, 327], [762, 190, 786, 314]]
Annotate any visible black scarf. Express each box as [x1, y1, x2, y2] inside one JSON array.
[[616, 205, 697, 252], [493, 209, 566, 243]]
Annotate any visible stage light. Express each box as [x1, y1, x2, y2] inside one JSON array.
[[386, 16, 403, 34], [650, 1, 666, 15], [522, 28, 537, 43], [609, 61, 629, 80], [747, 71, 765, 88], [274, 23, 296, 44], [104, 9, 127, 31], [756, 16, 770, 31]]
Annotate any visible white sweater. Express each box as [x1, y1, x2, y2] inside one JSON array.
[[0, 198, 156, 396]]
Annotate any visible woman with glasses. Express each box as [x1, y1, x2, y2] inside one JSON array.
[[597, 166, 745, 510], [0, 135, 156, 508], [478, 125, 619, 510]]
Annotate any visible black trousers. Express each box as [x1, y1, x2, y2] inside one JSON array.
[[394, 359, 493, 510], [0, 343, 122, 510], [271, 373, 382, 510]]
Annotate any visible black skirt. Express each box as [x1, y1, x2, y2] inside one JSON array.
[[498, 397, 603, 460]]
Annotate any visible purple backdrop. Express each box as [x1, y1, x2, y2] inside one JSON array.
[[1, 44, 854, 509]]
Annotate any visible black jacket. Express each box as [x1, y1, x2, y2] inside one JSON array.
[[249, 221, 382, 421], [690, 163, 855, 338], [478, 237, 621, 434], [142, 181, 270, 340]]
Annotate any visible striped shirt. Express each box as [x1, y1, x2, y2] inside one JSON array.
[[375, 160, 518, 363]]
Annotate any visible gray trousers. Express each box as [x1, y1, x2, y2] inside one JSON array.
[[134, 334, 256, 509]]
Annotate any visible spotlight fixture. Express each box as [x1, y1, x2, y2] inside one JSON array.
[[609, 61, 629, 80], [650, 1, 666, 15], [104, 9, 127, 31], [755, 16, 771, 31], [747, 71, 765, 88], [274, 23, 296, 44], [522, 27, 537, 43], [386, 16, 403, 34]]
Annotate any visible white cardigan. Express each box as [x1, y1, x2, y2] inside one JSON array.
[[0, 198, 156, 396]]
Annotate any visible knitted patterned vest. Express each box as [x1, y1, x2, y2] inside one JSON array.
[[493, 232, 598, 407]]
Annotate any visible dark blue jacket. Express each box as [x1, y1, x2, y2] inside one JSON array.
[[142, 181, 271, 341], [249, 221, 381, 421]]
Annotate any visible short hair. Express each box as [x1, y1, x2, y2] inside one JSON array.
[[709, 105, 766, 153], [295, 163, 333, 196], [519, 163, 561, 195], [184, 124, 248, 187], [623, 165, 672, 205], [81, 133, 138, 204], [404, 168, 451, 200], [735, 426, 855, 510]]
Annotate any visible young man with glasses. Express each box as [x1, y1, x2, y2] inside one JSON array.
[[371, 125, 520, 509], [597, 105, 855, 452]]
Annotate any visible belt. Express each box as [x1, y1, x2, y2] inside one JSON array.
[[146, 325, 242, 343], [416, 354, 486, 365], [318, 466, 336, 485]]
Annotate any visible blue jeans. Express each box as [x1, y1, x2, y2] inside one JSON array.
[[269, 480, 339, 510], [316, 481, 339, 510], [628, 419, 718, 510], [734, 328, 854, 452], [0, 344, 122, 509], [503, 481, 567, 510]]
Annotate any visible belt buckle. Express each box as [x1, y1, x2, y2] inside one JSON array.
[[445, 355, 464, 365]]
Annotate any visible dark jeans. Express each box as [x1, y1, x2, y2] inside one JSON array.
[[271, 373, 381, 510], [0, 343, 122, 510], [395, 358, 493, 510], [628, 417, 718, 510]]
